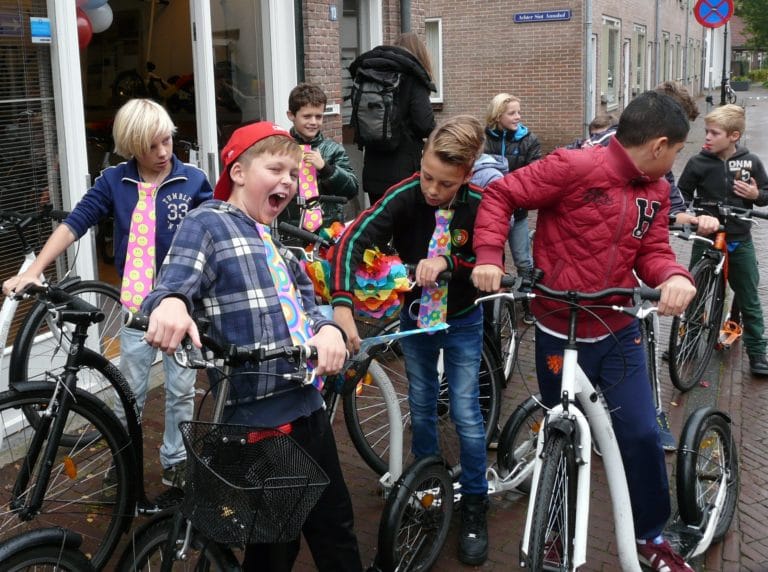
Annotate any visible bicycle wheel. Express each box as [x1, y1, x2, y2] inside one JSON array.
[[10, 280, 124, 446], [668, 258, 725, 392], [1, 544, 94, 571], [526, 432, 578, 571], [676, 408, 738, 543], [0, 384, 134, 570], [492, 297, 519, 384], [116, 514, 239, 571], [343, 332, 502, 475], [377, 457, 454, 572], [727, 89, 737, 104], [496, 394, 544, 494]]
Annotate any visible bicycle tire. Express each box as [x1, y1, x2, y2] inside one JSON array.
[[1, 544, 95, 571], [640, 313, 661, 408], [0, 384, 134, 569], [116, 514, 239, 571], [343, 331, 502, 475], [496, 394, 544, 494], [676, 408, 738, 543], [376, 456, 454, 572], [727, 90, 737, 105], [668, 258, 724, 392], [526, 431, 578, 571], [10, 280, 123, 447], [492, 297, 519, 385]]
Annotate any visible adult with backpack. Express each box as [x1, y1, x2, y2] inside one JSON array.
[[349, 32, 436, 205]]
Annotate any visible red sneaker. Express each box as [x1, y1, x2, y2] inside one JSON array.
[[636, 538, 693, 572]]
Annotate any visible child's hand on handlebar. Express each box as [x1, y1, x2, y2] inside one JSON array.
[[307, 325, 347, 375], [656, 275, 696, 316], [333, 305, 361, 354], [144, 297, 200, 354], [471, 264, 505, 292], [415, 256, 449, 287], [2, 273, 41, 297]]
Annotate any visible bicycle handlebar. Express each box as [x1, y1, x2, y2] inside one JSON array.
[[298, 194, 348, 206], [124, 311, 318, 370], [278, 221, 332, 248], [17, 284, 105, 323], [0, 203, 69, 230]]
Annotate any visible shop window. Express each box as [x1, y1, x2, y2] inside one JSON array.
[[601, 16, 620, 110], [632, 24, 647, 96], [425, 18, 442, 103], [0, 0, 61, 335]]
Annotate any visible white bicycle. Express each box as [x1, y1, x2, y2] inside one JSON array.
[[478, 279, 739, 571]]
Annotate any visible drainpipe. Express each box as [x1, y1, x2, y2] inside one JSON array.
[[654, 0, 661, 85], [584, 0, 593, 137], [401, 0, 411, 33], [683, 0, 690, 86]]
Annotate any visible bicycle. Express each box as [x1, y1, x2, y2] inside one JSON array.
[[0, 528, 95, 571], [277, 221, 503, 477], [668, 204, 768, 391], [0, 285, 165, 569], [483, 279, 738, 571], [0, 206, 122, 399], [114, 314, 333, 570]]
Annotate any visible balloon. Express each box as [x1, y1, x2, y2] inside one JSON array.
[[85, 3, 113, 34], [82, 0, 108, 9], [76, 8, 92, 49], [76, 0, 89, 6]]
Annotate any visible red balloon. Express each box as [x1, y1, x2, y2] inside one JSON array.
[[76, 8, 92, 49]]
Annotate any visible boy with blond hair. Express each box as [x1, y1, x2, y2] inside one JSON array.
[[678, 103, 768, 376], [141, 122, 362, 571]]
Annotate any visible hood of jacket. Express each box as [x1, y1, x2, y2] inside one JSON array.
[[350, 45, 436, 92], [471, 154, 509, 189]]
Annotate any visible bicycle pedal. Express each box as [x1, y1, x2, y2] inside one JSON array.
[[718, 320, 743, 349]]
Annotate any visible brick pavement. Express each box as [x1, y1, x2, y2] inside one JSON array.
[[121, 86, 768, 571]]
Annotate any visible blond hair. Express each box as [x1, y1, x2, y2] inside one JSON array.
[[704, 104, 745, 136], [236, 136, 302, 169], [394, 32, 433, 80], [112, 99, 176, 158], [485, 93, 520, 130], [424, 115, 485, 173]]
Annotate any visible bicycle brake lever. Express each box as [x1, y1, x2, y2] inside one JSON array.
[[173, 337, 208, 369]]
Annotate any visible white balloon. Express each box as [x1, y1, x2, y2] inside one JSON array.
[[85, 3, 113, 34]]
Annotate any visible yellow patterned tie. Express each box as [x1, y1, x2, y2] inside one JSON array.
[[120, 182, 157, 312]]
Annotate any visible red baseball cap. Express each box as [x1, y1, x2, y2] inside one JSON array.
[[213, 121, 294, 201]]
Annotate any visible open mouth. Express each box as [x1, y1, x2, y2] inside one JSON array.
[[268, 191, 289, 209]]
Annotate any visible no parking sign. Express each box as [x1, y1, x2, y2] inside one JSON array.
[[694, 0, 734, 28]]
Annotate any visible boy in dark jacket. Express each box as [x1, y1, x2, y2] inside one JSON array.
[[332, 116, 490, 566], [677, 103, 768, 376], [472, 92, 696, 572], [285, 82, 359, 225]]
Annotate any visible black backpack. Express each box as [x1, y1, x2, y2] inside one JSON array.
[[349, 67, 402, 152]]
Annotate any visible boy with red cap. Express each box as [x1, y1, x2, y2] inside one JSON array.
[[141, 122, 363, 571]]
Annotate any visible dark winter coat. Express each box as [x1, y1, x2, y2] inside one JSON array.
[[349, 45, 436, 203], [677, 145, 768, 241]]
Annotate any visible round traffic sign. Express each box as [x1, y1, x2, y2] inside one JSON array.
[[694, 0, 734, 29]]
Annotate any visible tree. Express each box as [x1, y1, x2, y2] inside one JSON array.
[[735, 0, 768, 49]]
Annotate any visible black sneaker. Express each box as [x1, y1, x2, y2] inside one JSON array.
[[521, 299, 536, 325], [656, 411, 677, 451], [161, 460, 187, 488], [458, 494, 489, 565], [749, 354, 768, 376]]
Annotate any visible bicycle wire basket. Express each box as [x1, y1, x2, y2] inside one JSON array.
[[179, 421, 329, 544]]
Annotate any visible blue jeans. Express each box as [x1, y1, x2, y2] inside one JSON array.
[[399, 308, 488, 495], [535, 322, 669, 539], [118, 325, 196, 468], [507, 216, 533, 274]]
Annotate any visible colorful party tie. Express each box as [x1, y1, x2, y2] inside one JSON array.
[[417, 209, 454, 328], [298, 144, 323, 232], [121, 182, 157, 312], [257, 223, 323, 390]]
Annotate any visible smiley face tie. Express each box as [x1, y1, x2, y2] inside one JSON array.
[[120, 182, 157, 312], [298, 144, 323, 232], [417, 209, 454, 328]]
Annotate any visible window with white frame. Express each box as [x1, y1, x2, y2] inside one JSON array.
[[662, 32, 671, 81], [601, 16, 621, 110], [632, 24, 647, 96], [425, 18, 443, 102]]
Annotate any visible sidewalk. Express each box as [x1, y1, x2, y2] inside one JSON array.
[[132, 85, 768, 571]]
